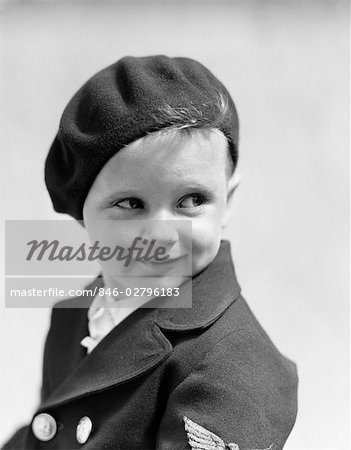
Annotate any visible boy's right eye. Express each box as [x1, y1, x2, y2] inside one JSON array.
[[112, 198, 144, 210]]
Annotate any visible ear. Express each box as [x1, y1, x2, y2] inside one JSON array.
[[221, 172, 241, 229]]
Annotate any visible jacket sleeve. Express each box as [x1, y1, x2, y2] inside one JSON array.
[[156, 329, 298, 450]]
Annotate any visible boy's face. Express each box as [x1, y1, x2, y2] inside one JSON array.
[[83, 128, 239, 287]]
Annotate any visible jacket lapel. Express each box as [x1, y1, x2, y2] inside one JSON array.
[[156, 240, 241, 331], [39, 240, 241, 410]]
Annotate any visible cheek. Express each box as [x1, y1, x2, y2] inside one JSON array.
[[83, 218, 144, 274], [192, 202, 226, 239], [189, 194, 228, 268], [190, 215, 223, 257]]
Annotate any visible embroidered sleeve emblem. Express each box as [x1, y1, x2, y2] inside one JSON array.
[[183, 416, 273, 450]]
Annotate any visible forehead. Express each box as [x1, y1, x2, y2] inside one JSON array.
[[95, 128, 229, 188]]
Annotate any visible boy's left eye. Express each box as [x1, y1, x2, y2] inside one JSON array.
[[177, 194, 205, 209]]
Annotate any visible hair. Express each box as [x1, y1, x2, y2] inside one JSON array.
[[144, 89, 236, 177]]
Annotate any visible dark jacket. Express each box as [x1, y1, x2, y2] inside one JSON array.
[[2, 240, 298, 450]]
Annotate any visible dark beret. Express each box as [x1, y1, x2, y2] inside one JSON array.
[[45, 55, 239, 220]]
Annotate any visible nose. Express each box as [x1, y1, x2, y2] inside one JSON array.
[[141, 217, 178, 248]]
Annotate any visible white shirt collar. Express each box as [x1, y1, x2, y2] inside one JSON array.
[[81, 293, 154, 354]]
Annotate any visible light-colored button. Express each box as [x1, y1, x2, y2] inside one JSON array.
[[32, 413, 57, 442], [76, 416, 93, 444]]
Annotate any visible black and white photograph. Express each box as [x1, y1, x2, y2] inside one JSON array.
[[0, 1, 349, 449]]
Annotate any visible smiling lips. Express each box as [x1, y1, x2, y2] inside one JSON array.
[[142, 255, 186, 266]]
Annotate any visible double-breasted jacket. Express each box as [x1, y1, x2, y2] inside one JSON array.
[[2, 241, 298, 450]]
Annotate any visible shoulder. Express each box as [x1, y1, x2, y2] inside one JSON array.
[[157, 296, 298, 449], [163, 293, 298, 396], [190, 298, 298, 420], [193, 295, 298, 387]]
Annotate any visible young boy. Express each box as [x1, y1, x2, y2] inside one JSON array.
[[3, 55, 298, 450]]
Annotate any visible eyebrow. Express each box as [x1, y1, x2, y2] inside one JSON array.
[[102, 190, 144, 202], [168, 176, 220, 191], [178, 182, 217, 194]]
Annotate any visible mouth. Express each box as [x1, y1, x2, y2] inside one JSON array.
[[141, 255, 187, 266]]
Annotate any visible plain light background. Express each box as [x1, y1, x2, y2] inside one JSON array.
[[0, 1, 349, 449]]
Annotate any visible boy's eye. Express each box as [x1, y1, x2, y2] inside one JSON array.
[[112, 198, 143, 210], [177, 194, 205, 209]]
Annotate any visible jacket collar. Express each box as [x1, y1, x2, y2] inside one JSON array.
[[155, 240, 241, 331], [39, 240, 241, 410]]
